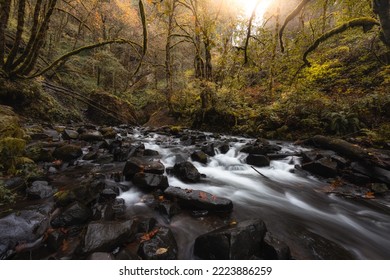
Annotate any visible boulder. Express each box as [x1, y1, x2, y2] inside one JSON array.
[[137, 227, 178, 260], [191, 151, 208, 164], [218, 143, 230, 154], [246, 154, 270, 167], [53, 144, 82, 161], [157, 200, 181, 219], [83, 220, 136, 254], [26, 180, 53, 199], [51, 201, 92, 228], [350, 162, 390, 185], [144, 149, 160, 156], [194, 219, 267, 259], [123, 157, 165, 180], [258, 233, 291, 260], [0, 204, 53, 259], [301, 157, 338, 178], [62, 129, 79, 140], [25, 143, 54, 162], [164, 186, 233, 212], [201, 143, 216, 157], [79, 130, 104, 142], [99, 127, 117, 139], [172, 162, 201, 183], [240, 143, 281, 155], [133, 173, 169, 191]]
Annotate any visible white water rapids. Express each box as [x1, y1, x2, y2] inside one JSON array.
[[119, 130, 390, 259]]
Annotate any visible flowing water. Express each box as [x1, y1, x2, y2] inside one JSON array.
[[115, 129, 390, 259]]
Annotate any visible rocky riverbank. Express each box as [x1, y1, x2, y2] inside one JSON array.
[[1, 118, 390, 260]]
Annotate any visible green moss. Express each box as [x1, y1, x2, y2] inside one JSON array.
[[0, 182, 16, 206], [0, 105, 26, 139], [0, 137, 27, 175]]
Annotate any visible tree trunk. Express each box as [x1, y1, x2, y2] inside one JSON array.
[[0, 0, 11, 68], [204, 38, 212, 80], [15, 0, 58, 77], [4, 0, 26, 71], [165, 0, 177, 113], [373, 0, 390, 48]]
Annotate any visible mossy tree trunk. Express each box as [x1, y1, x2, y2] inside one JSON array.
[[0, 0, 11, 69], [165, 0, 178, 113], [373, 0, 390, 48]]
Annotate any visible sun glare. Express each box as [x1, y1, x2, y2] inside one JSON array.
[[241, 0, 274, 19]]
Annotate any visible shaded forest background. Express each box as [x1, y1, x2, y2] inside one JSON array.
[[0, 0, 389, 143]]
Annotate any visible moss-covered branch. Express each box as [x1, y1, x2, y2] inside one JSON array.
[[23, 39, 142, 79], [279, 0, 311, 53], [303, 17, 380, 66], [139, 0, 148, 56]]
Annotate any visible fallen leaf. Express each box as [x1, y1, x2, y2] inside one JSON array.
[[155, 247, 168, 255], [140, 228, 160, 242], [364, 192, 375, 199]]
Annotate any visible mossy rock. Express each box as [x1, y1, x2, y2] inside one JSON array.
[[0, 105, 25, 139], [53, 144, 83, 161]]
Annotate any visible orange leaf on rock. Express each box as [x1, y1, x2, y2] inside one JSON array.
[[140, 228, 160, 242], [364, 192, 375, 199]]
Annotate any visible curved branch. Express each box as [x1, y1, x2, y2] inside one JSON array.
[[23, 39, 142, 79], [303, 17, 380, 66], [279, 0, 312, 53]]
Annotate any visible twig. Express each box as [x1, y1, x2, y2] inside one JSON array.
[[251, 166, 269, 179]]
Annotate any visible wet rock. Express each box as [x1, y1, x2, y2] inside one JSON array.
[[51, 201, 92, 228], [240, 142, 281, 155], [62, 129, 79, 140], [202, 143, 216, 157], [0, 204, 53, 259], [83, 220, 136, 254], [138, 218, 158, 234], [191, 151, 208, 164], [99, 127, 117, 139], [301, 158, 338, 178], [144, 149, 160, 156], [138, 227, 178, 260], [172, 162, 201, 183], [194, 219, 267, 260], [87, 252, 115, 260], [258, 233, 291, 260], [246, 154, 270, 167], [218, 143, 230, 154], [53, 144, 82, 161], [164, 186, 233, 212], [79, 130, 104, 142], [99, 188, 119, 202], [350, 162, 390, 185], [158, 200, 181, 219], [133, 173, 169, 191], [342, 171, 371, 185], [26, 180, 53, 199], [123, 157, 165, 180]]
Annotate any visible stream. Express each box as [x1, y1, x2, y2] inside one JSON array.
[[2, 126, 390, 260], [117, 129, 390, 259]]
